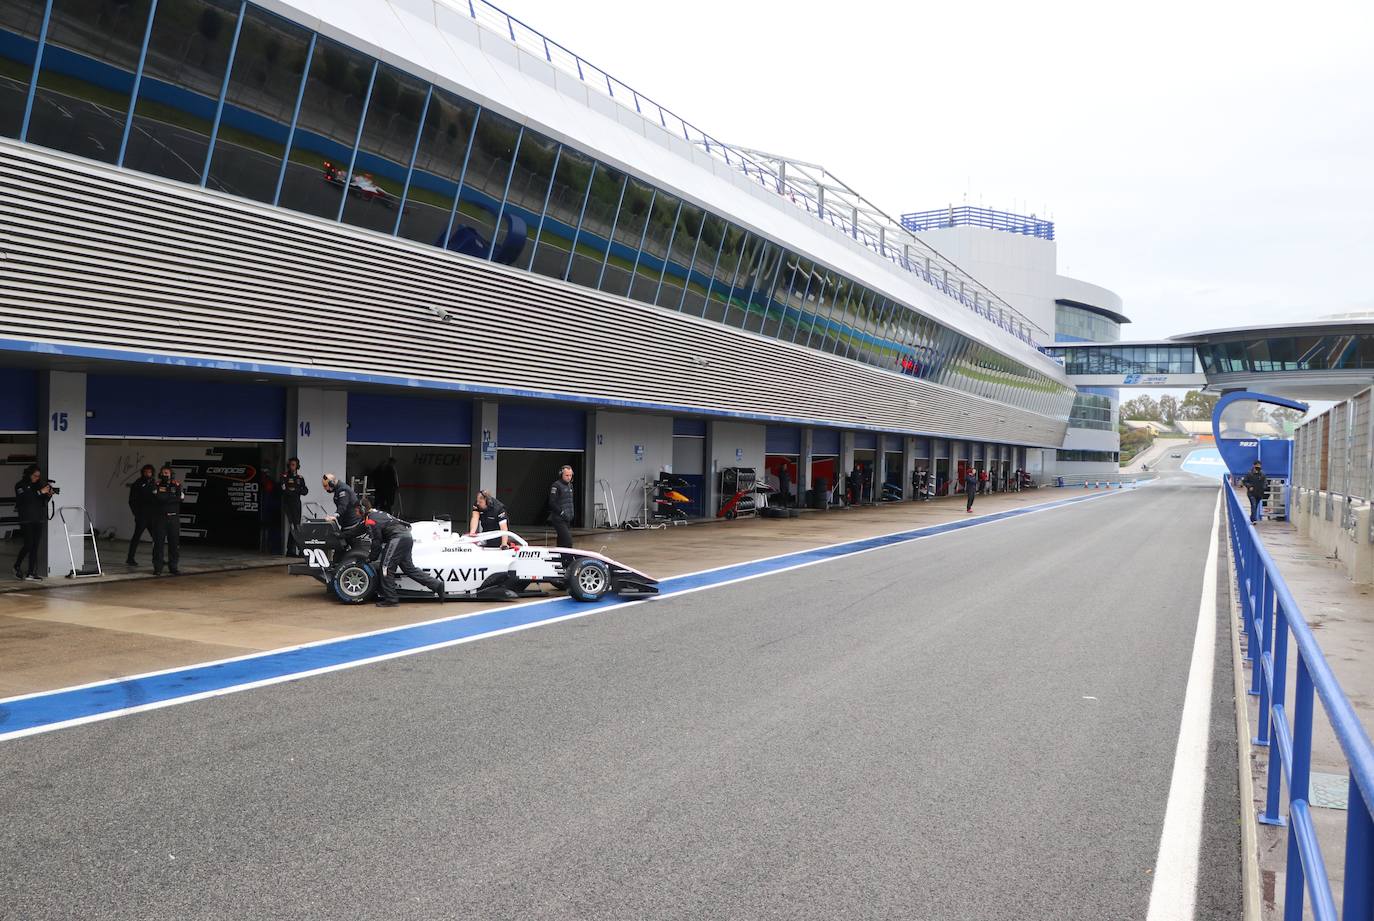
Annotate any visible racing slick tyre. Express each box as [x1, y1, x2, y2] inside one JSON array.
[[332, 554, 377, 604], [567, 558, 611, 602]]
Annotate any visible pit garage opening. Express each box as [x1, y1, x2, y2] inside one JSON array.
[[346, 393, 473, 522]]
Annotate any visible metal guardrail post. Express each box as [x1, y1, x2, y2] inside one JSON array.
[[1345, 781, 1374, 920]]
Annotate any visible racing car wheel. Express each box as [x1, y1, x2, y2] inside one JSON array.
[[332, 555, 377, 604], [567, 558, 611, 602]]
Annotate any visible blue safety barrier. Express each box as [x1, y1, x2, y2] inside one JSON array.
[[1226, 484, 1374, 920]]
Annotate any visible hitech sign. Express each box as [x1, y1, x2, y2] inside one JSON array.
[[1122, 374, 1173, 385]]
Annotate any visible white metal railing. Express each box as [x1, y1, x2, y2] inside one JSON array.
[[442, 0, 1045, 347]]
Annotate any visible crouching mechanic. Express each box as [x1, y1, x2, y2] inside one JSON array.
[[360, 499, 445, 607]]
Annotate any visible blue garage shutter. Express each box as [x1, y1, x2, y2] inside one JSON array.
[[765, 425, 801, 454], [499, 404, 586, 450], [87, 375, 284, 439], [348, 392, 473, 445], [0, 369, 37, 433], [883, 434, 903, 452], [914, 437, 931, 457], [812, 428, 840, 455], [673, 417, 707, 436], [853, 432, 877, 451]]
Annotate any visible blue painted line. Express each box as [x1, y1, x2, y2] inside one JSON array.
[[0, 488, 1127, 740]]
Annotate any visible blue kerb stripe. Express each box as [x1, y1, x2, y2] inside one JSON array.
[[0, 488, 1129, 738]]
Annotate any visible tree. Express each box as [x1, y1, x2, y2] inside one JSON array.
[[1120, 395, 1160, 421], [1157, 394, 1179, 425], [1179, 390, 1220, 421]]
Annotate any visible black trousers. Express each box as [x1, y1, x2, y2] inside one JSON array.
[[152, 513, 180, 573], [1249, 495, 1263, 522], [15, 522, 42, 576], [283, 498, 302, 555], [549, 513, 573, 548], [966, 488, 976, 512], [126, 512, 151, 563], [377, 533, 442, 602]]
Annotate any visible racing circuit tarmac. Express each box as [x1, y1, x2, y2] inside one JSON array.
[[0, 465, 1242, 920]]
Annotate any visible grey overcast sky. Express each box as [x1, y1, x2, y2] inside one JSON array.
[[495, 0, 1373, 341]]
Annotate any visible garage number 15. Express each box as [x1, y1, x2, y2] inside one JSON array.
[[305, 549, 330, 569]]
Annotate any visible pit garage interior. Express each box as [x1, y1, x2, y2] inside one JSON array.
[[1, 364, 1041, 577]]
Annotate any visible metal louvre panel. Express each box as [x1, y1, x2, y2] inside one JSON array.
[[1352, 390, 1371, 501], [0, 143, 1071, 445]]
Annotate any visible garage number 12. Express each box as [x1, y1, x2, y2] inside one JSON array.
[[305, 549, 330, 568]]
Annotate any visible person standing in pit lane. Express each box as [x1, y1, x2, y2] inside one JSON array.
[[150, 465, 185, 575], [1242, 461, 1267, 523], [965, 465, 980, 513], [125, 464, 157, 567], [279, 457, 308, 555], [13, 465, 52, 581], [361, 499, 444, 607], [547, 465, 575, 547]]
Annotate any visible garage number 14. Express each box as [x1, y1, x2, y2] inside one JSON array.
[[305, 549, 330, 568]]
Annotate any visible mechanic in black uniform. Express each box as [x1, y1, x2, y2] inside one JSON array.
[[964, 465, 980, 513], [467, 489, 511, 548], [150, 465, 186, 575], [125, 464, 157, 566], [321, 473, 360, 529], [360, 499, 444, 607], [547, 464, 575, 548], [1242, 461, 1267, 523], [13, 464, 52, 581], [278, 457, 309, 555]]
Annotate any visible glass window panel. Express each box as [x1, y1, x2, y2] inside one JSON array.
[[629, 191, 677, 302], [759, 250, 796, 338], [277, 36, 372, 219], [712, 228, 751, 326], [27, 0, 155, 163], [600, 177, 652, 297], [568, 162, 622, 289], [395, 87, 476, 246], [498, 129, 558, 271], [0, 0, 49, 138], [735, 240, 775, 331], [337, 63, 425, 234], [204, 7, 311, 203], [657, 202, 701, 309], [702, 224, 742, 325], [685, 213, 725, 317], [783, 257, 814, 342], [728, 240, 756, 329], [122, 0, 239, 184], [447, 108, 519, 258], [530, 145, 591, 280], [802, 270, 836, 348]]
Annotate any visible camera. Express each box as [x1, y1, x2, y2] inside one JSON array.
[[46, 480, 60, 495]]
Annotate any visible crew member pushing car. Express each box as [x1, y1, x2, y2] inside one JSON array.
[[151, 465, 185, 575], [468, 489, 511, 548], [279, 457, 309, 555], [360, 499, 444, 607]]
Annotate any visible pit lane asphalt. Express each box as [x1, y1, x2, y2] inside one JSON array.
[[0, 476, 1239, 920]]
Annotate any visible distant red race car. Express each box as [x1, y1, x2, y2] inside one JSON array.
[[322, 161, 392, 207]]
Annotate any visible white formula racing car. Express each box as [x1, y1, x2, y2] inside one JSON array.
[[288, 518, 658, 604]]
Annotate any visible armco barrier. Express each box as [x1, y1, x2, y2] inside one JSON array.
[[1227, 484, 1374, 920]]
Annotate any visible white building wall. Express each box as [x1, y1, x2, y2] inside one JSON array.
[[590, 412, 674, 524], [913, 226, 1059, 339]]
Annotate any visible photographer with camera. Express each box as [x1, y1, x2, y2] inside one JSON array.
[[13, 464, 54, 581], [151, 465, 186, 576]]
